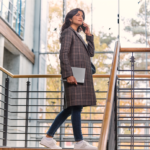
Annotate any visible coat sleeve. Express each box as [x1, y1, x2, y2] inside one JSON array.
[[59, 29, 73, 79], [86, 34, 95, 57]]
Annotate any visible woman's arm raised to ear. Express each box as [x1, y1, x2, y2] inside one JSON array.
[[86, 34, 95, 57], [59, 29, 73, 79], [83, 22, 95, 57]]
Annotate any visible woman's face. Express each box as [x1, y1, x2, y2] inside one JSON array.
[[70, 11, 84, 26]]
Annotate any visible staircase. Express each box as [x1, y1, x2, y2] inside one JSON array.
[[1, 41, 150, 150]]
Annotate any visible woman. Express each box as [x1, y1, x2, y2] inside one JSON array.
[[40, 8, 97, 149]]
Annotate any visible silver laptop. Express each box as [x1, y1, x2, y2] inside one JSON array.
[[62, 67, 86, 83]]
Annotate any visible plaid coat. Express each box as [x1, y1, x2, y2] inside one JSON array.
[[59, 26, 96, 109]]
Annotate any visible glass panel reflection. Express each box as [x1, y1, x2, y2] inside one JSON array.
[[46, 54, 61, 75], [2, 6, 8, 21], [46, 78, 62, 120], [3, 0, 9, 9], [120, 0, 149, 47], [92, 53, 113, 74], [119, 52, 150, 74]]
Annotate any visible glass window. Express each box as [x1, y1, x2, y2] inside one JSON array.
[[0, 0, 26, 38], [2, 6, 9, 21], [13, 7, 18, 17], [93, 124, 101, 137], [3, 0, 9, 9], [93, 53, 113, 74], [20, 25, 24, 38], [21, 0, 25, 17], [0, 0, 2, 13], [13, 0, 19, 10], [21, 17, 24, 26], [120, 0, 149, 47], [3, 0, 13, 14], [13, 16, 17, 30], [47, 0, 63, 53], [8, 10, 12, 24]]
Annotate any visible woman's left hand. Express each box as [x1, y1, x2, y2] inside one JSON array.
[[81, 22, 92, 36]]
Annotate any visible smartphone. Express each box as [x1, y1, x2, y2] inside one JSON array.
[[80, 23, 86, 32]]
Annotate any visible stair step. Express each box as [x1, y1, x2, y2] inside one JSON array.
[[0, 148, 74, 150]]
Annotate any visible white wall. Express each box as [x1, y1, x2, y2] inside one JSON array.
[[16, 0, 35, 147], [16, 54, 32, 147], [23, 0, 35, 50]]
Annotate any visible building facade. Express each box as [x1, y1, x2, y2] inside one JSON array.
[[0, 0, 47, 147]]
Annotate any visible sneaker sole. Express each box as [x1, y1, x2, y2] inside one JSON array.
[[74, 148, 98, 150], [40, 142, 49, 148], [40, 142, 62, 149]]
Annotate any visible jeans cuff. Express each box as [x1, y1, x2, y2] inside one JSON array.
[[75, 138, 83, 142], [46, 132, 54, 137]]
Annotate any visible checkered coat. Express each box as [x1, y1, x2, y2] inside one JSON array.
[[59, 26, 97, 109]]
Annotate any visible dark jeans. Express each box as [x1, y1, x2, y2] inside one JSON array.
[[46, 106, 83, 141]]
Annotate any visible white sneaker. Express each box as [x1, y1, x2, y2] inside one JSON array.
[[40, 137, 62, 149], [74, 140, 97, 149]]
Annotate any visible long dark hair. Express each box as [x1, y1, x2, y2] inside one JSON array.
[[59, 8, 85, 42]]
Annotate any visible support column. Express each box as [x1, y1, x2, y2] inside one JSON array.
[[0, 34, 4, 90], [0, 34, 4, 109], [0, 34, 5, 146]]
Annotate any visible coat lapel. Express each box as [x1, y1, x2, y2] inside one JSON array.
[[68, 26, 88, 51]]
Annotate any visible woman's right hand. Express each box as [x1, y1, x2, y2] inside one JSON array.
[[67, 76, 77, 85]]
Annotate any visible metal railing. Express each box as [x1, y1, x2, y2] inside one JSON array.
[[117, 49, 150, 150], [1, 45, 150, 149], [98, 45, 150, 150], [98, 41, 120, 150], [0, 67, 109, 148]]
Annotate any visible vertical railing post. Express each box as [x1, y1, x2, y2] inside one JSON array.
[[25, 80, 30, 147], [3, 77, 9, 146], [115, 79, 118, 150], [60, 80, 64, 147], [130, 53, 135, 150]]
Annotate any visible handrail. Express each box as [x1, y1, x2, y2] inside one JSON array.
[[98, 41, 120, 150], [0, 67, 110, 78], [120, 47, 150, 52], [1, 66, 150, 78]]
